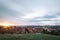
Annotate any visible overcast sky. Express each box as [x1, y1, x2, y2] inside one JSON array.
[[0, 0, 60, 25]]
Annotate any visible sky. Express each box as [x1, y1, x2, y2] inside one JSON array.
[[0, 0, 60, 25]]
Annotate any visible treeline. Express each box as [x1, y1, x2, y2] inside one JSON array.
[[0, 26, 25, 34], [42, 28, 60, 35], [0, 25, 60, 36], [0, 26, 43, 34]]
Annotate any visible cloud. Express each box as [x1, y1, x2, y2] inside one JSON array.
[[21, 8, 49, 19], [0, 0, 60, 25]]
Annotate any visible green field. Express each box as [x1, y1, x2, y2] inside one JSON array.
[[0, 33, 60, 40]]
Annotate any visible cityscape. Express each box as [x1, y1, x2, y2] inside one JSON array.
[[0, 0, 60, 40], [0, 24, 60, 35]]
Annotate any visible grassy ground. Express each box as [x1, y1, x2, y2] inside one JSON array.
[[0, 33, 60, 40]]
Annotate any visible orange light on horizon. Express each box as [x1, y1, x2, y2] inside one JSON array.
[[0, 22, 13, 26], [0, 21, 18, 29], [0, 21, 19, 26]]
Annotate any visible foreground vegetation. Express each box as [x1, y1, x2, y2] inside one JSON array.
[[0, 33, 60, 40]]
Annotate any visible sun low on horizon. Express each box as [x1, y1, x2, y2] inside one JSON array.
[[0, 22, 14, 26]]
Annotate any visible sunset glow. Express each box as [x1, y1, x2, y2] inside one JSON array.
[[0, 22, 12, 26]]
